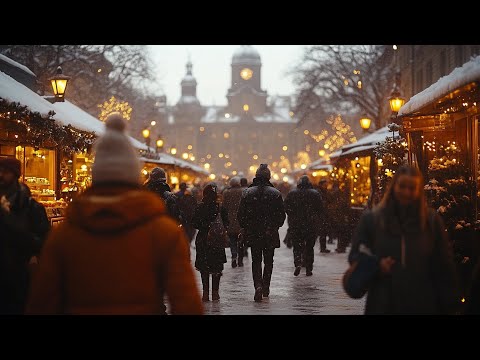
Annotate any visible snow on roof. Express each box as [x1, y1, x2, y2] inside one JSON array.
[[339, 144, 376, 157], [201, 106, 240, 123], [0, 54, 36, 77], [341, 126, 390, 151], [139, 155, 176, 166], [331, 126, 398, 159], [177, 95, 200, 105], [0, 71, 56, 115], [0, 70, 146, 150], [399, 55, 480, 116]]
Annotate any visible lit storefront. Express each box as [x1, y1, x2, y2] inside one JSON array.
[[398, 56, 480, 232]]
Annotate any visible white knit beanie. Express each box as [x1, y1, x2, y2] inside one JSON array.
[[91, 112, 141, 186]]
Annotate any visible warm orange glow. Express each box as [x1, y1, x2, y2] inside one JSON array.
[[49, 66, 70, 100], [359, 116, 371, 130], [240, 68, 253, 80], [156, 139, 164, 148], [170, 147, 177, 155], [182, 152, 189, 159], [142, 129, 150, 138], [389, 95, 405, 113]]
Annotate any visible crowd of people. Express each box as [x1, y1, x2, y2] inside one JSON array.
[[1, 112, 479, 315]]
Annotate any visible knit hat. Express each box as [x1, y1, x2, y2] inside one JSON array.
[[0, 157, 21, 178], [149, 167, 166, 182], [91, 112, 141, 186], [229, 176, 241, 187], [255, 163, 271, 180]]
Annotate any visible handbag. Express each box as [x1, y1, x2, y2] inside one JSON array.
[[207, 210, 227, 248], [342, 245, 379, 299]]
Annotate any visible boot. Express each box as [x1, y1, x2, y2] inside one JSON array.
[[252, 261, 263, 302], [211, 273, 221, 301], [237, 243, 244, 267], [262, 264, 273, 297], [201, 271, 210, 302]]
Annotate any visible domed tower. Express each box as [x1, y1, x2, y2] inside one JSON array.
[[174, 59, 204, 124], [226, 45, 267, 117]]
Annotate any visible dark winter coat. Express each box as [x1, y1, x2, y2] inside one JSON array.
[[222, 185, 243, 236], [26, 184, 203, 315], [192, 201, 229, 273], [0, 182, 50, 314], [284, 183, 323, 233], [348, 206, 460, 315], [237, 177, 286, 248], [145, 180, 182, 224]]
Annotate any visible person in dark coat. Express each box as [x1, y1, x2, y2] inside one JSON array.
[[0, 157, 50, 314], [144, 167, 182, 225], [237, 164, 286, 302], [348, 165, 460, 314], [316, 179, 331, 253], [176, 182, 198, 245], [222, 176, 244, 267], [192, 182, 229, 302], [284, 175, 323, 276]]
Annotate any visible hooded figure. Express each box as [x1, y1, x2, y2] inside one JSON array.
[[26, 113, 203, 315], [284, 175, 323, 276]]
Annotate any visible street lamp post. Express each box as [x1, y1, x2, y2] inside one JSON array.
[[44, 66, 71, 103]]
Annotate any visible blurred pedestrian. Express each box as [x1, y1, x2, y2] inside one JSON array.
[[222, 176, 243, 267], [316, 179, 331, 253], [26, 113, 203, 315], [176, 182, 198, 245], [145, 167, 183, 225], [284, 175, 323, 276], [0, 157, 50, 314], [238, 164, 286, 302], [192, 182, 229, 302], [347, 165, 459, 314]]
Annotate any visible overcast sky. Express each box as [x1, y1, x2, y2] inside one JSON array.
[[147, 45, 308, 106]]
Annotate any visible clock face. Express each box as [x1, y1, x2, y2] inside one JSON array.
[[240, 68, 253, 80]]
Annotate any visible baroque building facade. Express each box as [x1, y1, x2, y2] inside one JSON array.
[[159, 45, 306, 180]]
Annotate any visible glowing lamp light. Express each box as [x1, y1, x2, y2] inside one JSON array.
[[49, 66, 71, 101], [156, 139, 164, 148], [389, 91, 406, 113], [142, 129, 150, 139], [359, 115, 372, 130], [209, 174, 216, 180], [170, 147, 177, 155]]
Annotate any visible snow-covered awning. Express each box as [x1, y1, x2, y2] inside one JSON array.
[[141, 153, 209, 175], [139, 155, 176, 166], [330, 126, 396, 160], [0, 70, 147, 151], [399, 55, 480, 116]]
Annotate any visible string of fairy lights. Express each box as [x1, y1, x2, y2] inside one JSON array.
[[0, 98, 96, 154]]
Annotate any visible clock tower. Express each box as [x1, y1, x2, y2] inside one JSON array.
[[226, 45, 267, 117]]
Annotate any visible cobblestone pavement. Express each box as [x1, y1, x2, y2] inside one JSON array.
[[188, 221, 365, 315]]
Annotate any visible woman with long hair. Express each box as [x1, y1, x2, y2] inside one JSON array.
[[191, 182, 228, 302], [347, 164, 460, 314]]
